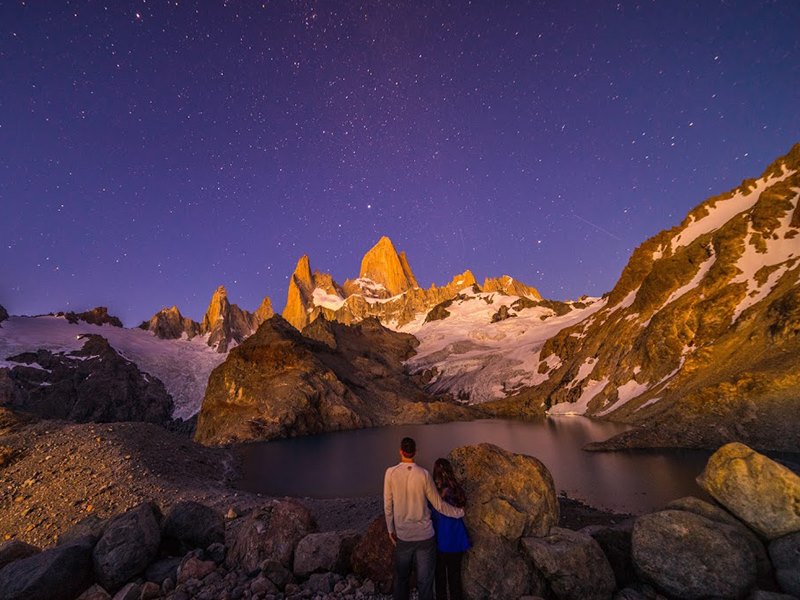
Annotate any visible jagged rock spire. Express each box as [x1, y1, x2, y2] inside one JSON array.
[[359, 236, 419, 296]]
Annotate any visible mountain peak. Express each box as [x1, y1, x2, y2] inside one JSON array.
[[359, 236, 418, 296]]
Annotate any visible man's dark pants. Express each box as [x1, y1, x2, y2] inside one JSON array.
[[393, 536, 436, 600]]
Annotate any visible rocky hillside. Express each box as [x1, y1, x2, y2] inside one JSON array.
[[496, 143, 800, 452], [0, 334, 174, 424], [194, 315, 476, 445], [141, 286, 274, 353], [281, 235, 542, 332]]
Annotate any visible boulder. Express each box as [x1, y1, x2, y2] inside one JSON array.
[[0, 539, 40, 571], [697, 442, 800, 540], [522, 527, 615, 600], [93, 502, 162, 592], [226, 499, 316, 572], [76, 584, 112, 600], [448, 443, 559, 600], [667, 496, 773, 586], [582, 521, 636, 589], [261, 559, 295, 589], [0, 538, 94, 600], [632, 509, 757, 599], [144, 556, 181, 584], [293, 529, 360, 577], [161, 501, 224, 554], [177, 556, 216, 584], [304, 572, 337, 594], [769, 531, 800, 596], [58, 513, 108, 546], [449, 443, 558, 540], [350, 516, 394, 594]]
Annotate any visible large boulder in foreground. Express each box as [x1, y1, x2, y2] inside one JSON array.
[[350, 516, 394, 594], [632, 509, 756, 599], [769, 531, 800, 596], [0, 539, 40, 571], [293, 530, 360, 577], [697, 442, 800, 540], [448, 443, 559, 600], [0, 538, 94, 600], [226, 499, 317, 572], [93, 502, 162, 592], [161, 501, 224, 555], [522, 527, 615, 600]]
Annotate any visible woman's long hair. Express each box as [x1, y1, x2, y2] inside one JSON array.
[[433, 458, 466, 508]]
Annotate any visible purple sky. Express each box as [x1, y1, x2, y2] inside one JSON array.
[[2, 1, 799, 326]]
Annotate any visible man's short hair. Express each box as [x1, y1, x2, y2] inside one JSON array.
[[400, 437, 416, 458]]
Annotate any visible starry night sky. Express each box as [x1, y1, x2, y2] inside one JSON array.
[[2, 1, 799, 325]]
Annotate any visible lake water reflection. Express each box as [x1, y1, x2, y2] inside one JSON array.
[[234, 417, 723, 514]]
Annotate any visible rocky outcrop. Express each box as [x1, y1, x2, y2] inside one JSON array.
[[138, 306, 200, 340], [514, 143, 800, 452], [0, 335, 174, 424], [696, 442, 800, 539], [140, 288, 273, 353], [54, 307, 123, 328], [482, 275, 542, 299], [293, 530, 360, 577], [194, 315, 473, 445], [769, 532, 800, 596], [359, 236, 419, 296], [350, 516, 394, 594], [448, 443, 559, 599], [161, 501, 224, 556], [0, 540, 40, 571], [200, 285, 261, 352]]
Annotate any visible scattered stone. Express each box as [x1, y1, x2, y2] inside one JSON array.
[[250, 574, 279, 595], [93, 502, 162, 592], [522, 527, 615, 600], [293, 529, 360, 577], [139, 581, 161, 600], [111, 582, 141, 600], [162, 501, 225, 555], [350, 516, 394, 594], [145, 556, 182, 585], [262, 558, 295, 589], [0, 537, 94, 600], [632, 509, 757, 599], [206, 541, 226, 564], [177, 556, 217, 584], [696, 442, 800, 540], [226, 499, 316, 571], [0, 539, 40, 571], [76, 584, 112, 600], [304, 572, 336, 594], [769, 531, 800, 596]]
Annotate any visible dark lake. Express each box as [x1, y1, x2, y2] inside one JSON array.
[[234, 417, 725, 514]]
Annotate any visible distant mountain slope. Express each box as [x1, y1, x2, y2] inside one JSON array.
[[502, 143, 800, 451], [0, 316, 226, 419], [401, 288, 602, 403]]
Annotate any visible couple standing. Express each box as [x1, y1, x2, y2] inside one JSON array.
[[383, 437, 471, 600]]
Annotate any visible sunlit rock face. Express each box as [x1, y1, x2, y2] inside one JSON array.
[[358, 236, 418, 296], [482, 275, 542, 300], [193, 315, 473, 445], [522, 143, 800, 452], [140, 305, 200, 340], [140, 286, 273, 353]]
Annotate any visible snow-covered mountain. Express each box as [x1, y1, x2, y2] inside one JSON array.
[[0, 315, 226, 419]]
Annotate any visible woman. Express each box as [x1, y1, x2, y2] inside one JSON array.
[[431, 458, 471, 600]]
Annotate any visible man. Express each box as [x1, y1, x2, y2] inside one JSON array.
[[384, 437, 465, 600]]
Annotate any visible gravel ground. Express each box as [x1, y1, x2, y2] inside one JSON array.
[[0, 410, 627, 549]]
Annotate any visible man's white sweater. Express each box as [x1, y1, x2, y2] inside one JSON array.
[[383, 461, 465, 542]]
